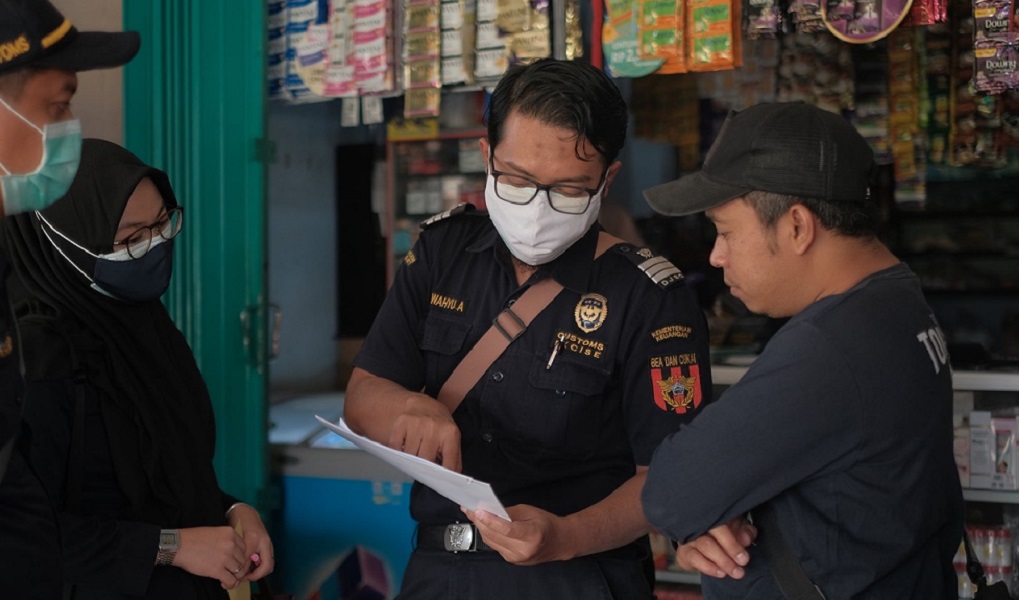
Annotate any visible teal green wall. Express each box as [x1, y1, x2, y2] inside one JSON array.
[[123, 2, 270, 509]]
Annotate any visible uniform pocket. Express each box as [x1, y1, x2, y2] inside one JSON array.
[[419, 313, 473, 398], [500, 355, 612, 460], [420, 313, 472, 355]]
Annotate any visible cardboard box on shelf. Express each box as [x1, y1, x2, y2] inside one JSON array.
[[970, 411, 1019, 490], [970, 411, 996, 487], [954, 414, 971, 488]]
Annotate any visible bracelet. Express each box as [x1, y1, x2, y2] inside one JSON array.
[[225, 502, 250, 519]]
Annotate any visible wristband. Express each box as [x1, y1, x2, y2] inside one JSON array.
[[225, 501, 250, 519]]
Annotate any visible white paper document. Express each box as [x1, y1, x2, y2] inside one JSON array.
[[314, 416, 511, 520]]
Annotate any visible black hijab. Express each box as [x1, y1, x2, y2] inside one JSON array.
[[0, 139, 225, 531]]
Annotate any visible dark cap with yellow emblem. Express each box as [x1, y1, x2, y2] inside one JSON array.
[[0, 0, 140, 76]]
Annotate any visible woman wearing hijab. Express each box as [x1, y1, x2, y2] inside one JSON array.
[[0, 139, 274, 599]]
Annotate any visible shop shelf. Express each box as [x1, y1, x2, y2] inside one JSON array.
[[962, 489, 1019, 504]]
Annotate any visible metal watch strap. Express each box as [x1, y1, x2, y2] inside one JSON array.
[[156, 529, 179, 566]]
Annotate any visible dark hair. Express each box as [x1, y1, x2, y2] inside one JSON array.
[[744, 191, 880, 238], [485, 58, 628, 166], [0, 67, 33, 100]]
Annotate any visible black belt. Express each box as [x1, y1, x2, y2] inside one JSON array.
[[417, 523, 648, 560], [417, 523, 495, 553]]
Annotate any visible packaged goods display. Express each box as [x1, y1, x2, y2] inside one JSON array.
[[956, 525, 1017, 598]]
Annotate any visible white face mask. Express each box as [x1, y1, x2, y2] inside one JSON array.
[[485, 174, 602, 266]]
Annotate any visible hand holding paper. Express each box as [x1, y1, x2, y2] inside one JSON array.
[[315, 416, 511, 520]]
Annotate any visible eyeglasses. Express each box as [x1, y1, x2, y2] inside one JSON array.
[[489, 157, 606, 215], [114, 206, 184, 259]]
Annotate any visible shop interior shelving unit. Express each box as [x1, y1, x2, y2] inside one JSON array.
[[384, 128, 488, 286]]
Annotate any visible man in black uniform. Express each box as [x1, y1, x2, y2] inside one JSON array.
[[344, 58, 714, 599], [0, 1, 139, 595]]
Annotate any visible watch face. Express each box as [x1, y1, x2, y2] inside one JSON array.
[[159, 531, 178, 547]]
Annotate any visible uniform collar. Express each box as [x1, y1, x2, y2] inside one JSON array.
[[467, 218, 600, 294]]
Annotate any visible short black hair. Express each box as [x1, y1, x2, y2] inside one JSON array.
[[744, 190, 880, 238], [485, 58, 628, 167]]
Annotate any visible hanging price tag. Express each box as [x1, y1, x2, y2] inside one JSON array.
[[361, 95, 383, 125], [341, 97, 359, 127]]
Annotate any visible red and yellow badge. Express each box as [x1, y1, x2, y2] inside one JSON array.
[[651, 365, 703, 414]]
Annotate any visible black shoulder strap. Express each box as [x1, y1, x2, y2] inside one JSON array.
[[754, 504, 826, 600]]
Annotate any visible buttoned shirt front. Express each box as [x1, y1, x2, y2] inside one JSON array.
[[356, 208, 713, 524]]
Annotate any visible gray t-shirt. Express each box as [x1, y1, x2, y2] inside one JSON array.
[[642, 263, 964, 599]]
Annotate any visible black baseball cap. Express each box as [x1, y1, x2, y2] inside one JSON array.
[[644, 102, 876, 216], [0, 0, 140, 76]]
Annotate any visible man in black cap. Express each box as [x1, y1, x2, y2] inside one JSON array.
[[640, 102, 964, 598], [0, 0, 139, 596]]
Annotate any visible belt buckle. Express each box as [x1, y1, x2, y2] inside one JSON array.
[[443, 523, 477, 553]]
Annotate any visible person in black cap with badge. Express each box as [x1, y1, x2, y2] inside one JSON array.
[[639, 102, 964, 598], [0, 1, 139, 597]]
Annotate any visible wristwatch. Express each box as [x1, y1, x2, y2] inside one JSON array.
[[156, 529, 179, 566]]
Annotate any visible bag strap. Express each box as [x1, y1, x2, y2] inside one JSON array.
[[435, 232, 622, 413], [754, 504, 826, 600], [963, 527, 989, 587]]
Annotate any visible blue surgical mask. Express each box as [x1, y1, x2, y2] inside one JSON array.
[[36, 211, 175, 303], [0, 96, 82, 216]]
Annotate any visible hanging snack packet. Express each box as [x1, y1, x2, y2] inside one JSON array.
[[974, 36, 1019, 94], [974, 0, 1011, 42], [789, 0, 828, 33], [746, 0, 782, 38], [826, 0, 856, 21], [687, 0, 739, 71], [603, 0, 665, 77], [638, 0, 686, 72], [497, 0, 531, 33]]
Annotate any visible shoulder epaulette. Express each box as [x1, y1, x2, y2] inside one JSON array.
[[420, 202, 476, 229], [615, 244, 685, 289]]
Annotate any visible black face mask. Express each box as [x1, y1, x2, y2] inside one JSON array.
[[91, 239, 175, 303], [36, 210, 175, 304]]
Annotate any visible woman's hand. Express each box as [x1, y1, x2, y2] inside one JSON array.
[[172, 526, 250, 589], [225, 503, 275, 582]]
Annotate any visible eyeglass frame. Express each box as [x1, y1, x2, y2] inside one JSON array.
[[488, 156, 608, 215], [113, 205, 184, 259]]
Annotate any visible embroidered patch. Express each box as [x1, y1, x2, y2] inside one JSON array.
[[430, 292, 466, 312], [556, 330, 606, 359], [651, 364, 703, 414], [575, 293, 607, 333], [651, 324, 693, 342], [0, 334, 11, 359], [404, 250, 416, 266]]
